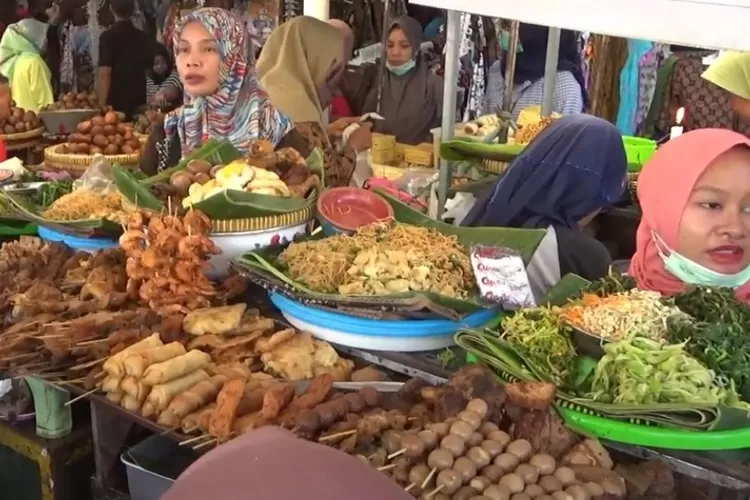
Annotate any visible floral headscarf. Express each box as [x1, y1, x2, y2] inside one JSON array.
[[164, 8, 292, 157]]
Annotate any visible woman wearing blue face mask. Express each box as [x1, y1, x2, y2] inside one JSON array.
[[484, 23, 585, 119], [630, 129, 750, 301], [362, 16, 443, 145]]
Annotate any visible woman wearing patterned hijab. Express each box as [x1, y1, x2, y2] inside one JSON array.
[[139, 8, 299, 175]]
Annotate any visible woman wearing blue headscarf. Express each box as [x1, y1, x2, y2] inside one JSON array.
[[463, 114, 627, 298]]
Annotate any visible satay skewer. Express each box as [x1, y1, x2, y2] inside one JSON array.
[[64, 387, 99, 406], [318, 429, 357, 442], [179, 434, 211, 446]]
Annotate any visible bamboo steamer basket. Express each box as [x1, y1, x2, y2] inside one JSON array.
[[44, 143, 140, 175]]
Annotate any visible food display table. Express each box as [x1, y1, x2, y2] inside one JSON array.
[[338, 346, 750, 499]]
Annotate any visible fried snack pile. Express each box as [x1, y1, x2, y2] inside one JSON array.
[[41, 189, 127, 223], [514, 116, 558, 145], [278, 223, 475, 299], [119, 210, 228, 314]]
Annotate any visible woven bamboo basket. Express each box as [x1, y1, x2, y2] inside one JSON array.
[[0, 126, 45, 142], [479, 159, 510, 175], [44, 143, 140, 175], [120, 196, 314, 234]]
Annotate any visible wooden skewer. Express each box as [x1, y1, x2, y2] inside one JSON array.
[[193, 437, 220, 450], [76, 338, 108, 346], [318, 429, 357, 442], [425, 485, 444, 499], [182, 425, 199, 434], [64, 387, 98, 406], [421, 468, 437, 489], [159, 426, 180, 436], [387, 448, 407, 460], [68, 357, 106, 371], [404, 483, 417, 493], [376, 463, 398, 472], [179, 434, 210, 446]]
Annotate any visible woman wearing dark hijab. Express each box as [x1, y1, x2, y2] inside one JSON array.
[[146, 42, 181, 108], [162, 427, 414, 500], [362, 15, 443, 145], [463, 115, 627, 299], [484, 23, 585, 118]]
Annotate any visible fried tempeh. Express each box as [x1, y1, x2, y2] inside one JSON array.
[[158, 374, 228, 428], [233, 383, 295, 433], [209, 378, 247, 439], [182, 404, 215, 434], [278, 373, 333, 425]]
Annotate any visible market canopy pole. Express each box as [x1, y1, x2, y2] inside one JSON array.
[[436, 9, 462, 218], [541, 27, 560, 117], [303, 0, 329, 21]]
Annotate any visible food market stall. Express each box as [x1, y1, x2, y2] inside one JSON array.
[[414, 0, 750, 215]]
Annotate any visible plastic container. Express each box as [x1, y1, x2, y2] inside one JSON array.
[[271, 293, 496, 351], [622, 136, 657, 171], [38, 225, 117, 252], [122, 435, 198, 500], [316, 187, 394, 236]]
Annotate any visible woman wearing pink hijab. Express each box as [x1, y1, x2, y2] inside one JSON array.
[[629, 129, 750, 301], [162, 427, 413, 500]]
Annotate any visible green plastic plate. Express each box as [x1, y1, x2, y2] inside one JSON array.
[[559, 407, 750, 450]]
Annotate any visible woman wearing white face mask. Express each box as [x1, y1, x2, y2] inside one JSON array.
[[630, 129, 750, 301], [362, 16, 443, 145]]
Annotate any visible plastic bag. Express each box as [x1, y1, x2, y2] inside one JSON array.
[[72, 155, 116, 193], [350, 151, 373, 188], [442, 192, 476, 225]]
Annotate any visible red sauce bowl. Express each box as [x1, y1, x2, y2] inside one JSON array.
[[317, 187, 394, 234]]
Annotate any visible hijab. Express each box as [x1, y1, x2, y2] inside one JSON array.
[[0, 18, 48, 81], [509, 24, 587, 107], [257, 16, 344, 124], [362, 16, 441, 145], [150, 42, 173, 86], [702, 51, 750, 100], [328, 19, 353, 60], [462, 114, 627, 229], [162, 427, 414, 500], [163, 8, 292, 157], [629, 129, 750, 301]]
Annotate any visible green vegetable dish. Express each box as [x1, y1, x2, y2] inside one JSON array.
[[457, 272, 750, 431]]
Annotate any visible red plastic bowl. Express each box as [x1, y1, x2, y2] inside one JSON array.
[[317, 187, 394, 233]]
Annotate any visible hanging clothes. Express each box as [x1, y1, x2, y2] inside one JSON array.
[[634, 45, 668, 135], [615, 39, 653, 136]]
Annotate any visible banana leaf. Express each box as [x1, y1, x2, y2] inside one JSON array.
[[112, 165, 163, 212], [440, 140, 524, 162], [142, 139, 243, 186], [0, 190, 122, 237], [456, 329, 750, 431], [375, 189, 545, 264], [234, 196, 547, 315], [192, 187, 317, 219], [235, 248, 484, 317]]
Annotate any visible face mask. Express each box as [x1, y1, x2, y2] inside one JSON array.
[[500, 30, 523, 53], [653, 232, 750, 288], [386, 59, 416, 76]]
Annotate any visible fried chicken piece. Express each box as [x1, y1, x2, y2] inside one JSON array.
[[278, 373, 334, 425], [183, 210, 212, 236], [289, 173, 319, 197]]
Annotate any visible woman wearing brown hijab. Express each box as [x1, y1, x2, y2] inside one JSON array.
[[362, 16, 443, 145], [257, 16, 371, 187], [162, 427, 414, 500]]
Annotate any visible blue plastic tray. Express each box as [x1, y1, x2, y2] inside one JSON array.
[[38, 225, 117, 252], [270, 293, 496, 336]]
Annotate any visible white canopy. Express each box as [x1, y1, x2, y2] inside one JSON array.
[[410, 0, 750, 51]]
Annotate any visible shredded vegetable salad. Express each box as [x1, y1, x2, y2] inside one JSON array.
[[559, 290, 685, 342]]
